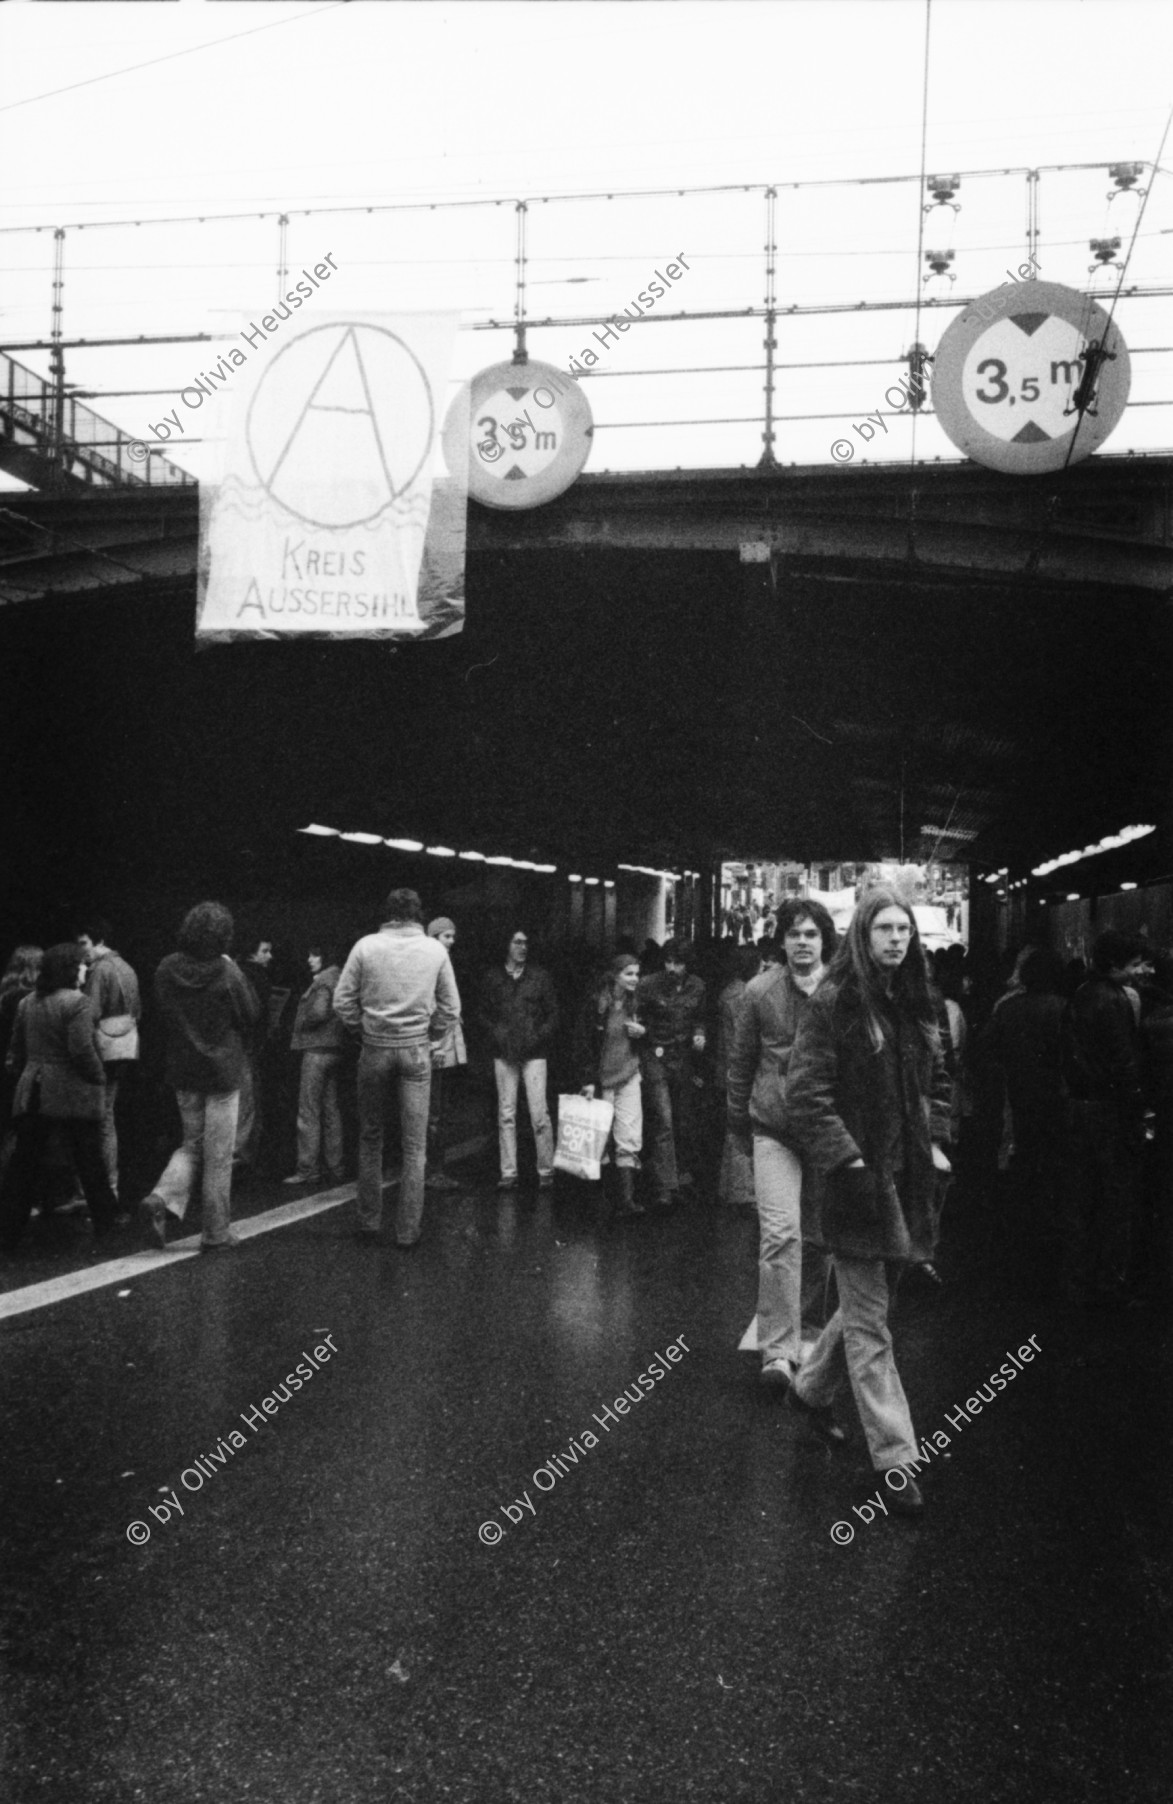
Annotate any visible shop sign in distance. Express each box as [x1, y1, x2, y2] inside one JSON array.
[[931, 280, 1130, 474], [444, 358, 593, 508]]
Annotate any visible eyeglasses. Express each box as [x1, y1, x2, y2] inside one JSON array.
[[511, 937, 528, 945]]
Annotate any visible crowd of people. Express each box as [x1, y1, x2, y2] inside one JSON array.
[[2, 887, 1170, 1512]]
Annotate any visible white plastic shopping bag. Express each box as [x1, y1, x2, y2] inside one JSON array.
[[553, 1094, 615, 1182]]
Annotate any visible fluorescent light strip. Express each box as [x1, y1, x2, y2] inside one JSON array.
[[1032, 824, 1155, 877]]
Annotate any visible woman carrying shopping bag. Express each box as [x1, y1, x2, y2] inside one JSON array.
[[575, 952, 647, 1219]]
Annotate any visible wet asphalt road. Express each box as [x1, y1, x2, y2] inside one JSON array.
[[1, 1165, 1170, 1804]]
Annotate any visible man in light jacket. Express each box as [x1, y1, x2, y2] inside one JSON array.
[[334, 890, 460, 1246], [727, 899, 836, 1388]]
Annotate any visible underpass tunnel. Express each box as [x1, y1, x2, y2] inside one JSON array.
[[1, 484, 1170, 978]]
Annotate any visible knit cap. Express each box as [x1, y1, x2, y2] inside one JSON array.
[[428, 917, 456, 938]]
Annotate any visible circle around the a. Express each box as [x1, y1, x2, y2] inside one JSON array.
[[245, 322, 435, 529]]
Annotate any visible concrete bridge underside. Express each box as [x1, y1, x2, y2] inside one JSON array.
[[0, 459, 1170, 939]]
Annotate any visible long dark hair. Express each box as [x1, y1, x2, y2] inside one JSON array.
[[828, 886, 938, 1053]]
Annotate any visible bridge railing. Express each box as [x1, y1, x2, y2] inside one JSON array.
[[0, 351, 195, 488], [0, 166, 1169, 480]]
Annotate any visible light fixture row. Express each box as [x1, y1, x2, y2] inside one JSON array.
[[618, 863, 698, 881], [1032, 824, 1155, 878], [299, 828, 702, 887], [297, 827, 556, 872]]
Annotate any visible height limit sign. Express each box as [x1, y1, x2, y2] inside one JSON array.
[[931, 280, 1130, 474], [444, 358, 593, 509]]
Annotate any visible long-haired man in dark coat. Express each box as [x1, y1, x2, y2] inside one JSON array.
[[783, 885, 953, 1514]]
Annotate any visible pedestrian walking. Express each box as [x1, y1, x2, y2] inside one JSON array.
[[333, 890, 460, 1246], [636, 938, 706, 1207], [424, 917, 467, 1191], [979, 947, 1074, 1296], [727, 900, 836, 1385], [233, 934, 274, 1174], [1067, 929, 1148, 1305], [576, 952, 647, 1219], [284, 945, 346, 1186], [143, 903, 260, 1252], [715, 943, 761, 1211], [477, 929, 559, 1191], [0, 942, 119, 1253], [784, 886, 953, 1514], [75, 916, 141, 1201]]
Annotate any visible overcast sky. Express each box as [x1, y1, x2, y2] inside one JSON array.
[[2, 0, 1171, 484]]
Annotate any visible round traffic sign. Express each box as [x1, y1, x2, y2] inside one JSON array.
[[931, 280, 1130, 473], [444, 358, 593, 508]]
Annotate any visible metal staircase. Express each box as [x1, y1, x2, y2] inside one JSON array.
[[0, 350, 194, 491]]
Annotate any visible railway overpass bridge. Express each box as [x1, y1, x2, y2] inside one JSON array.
[[0, 453, 1170, 955]]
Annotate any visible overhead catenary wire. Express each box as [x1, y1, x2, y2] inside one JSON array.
[[1060, 97, 1173, 472], [0, 3, 348, 117]]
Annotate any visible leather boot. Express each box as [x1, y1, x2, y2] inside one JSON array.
[[614, 1165, 645, 1217]]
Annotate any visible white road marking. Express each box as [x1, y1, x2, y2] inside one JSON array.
[[0, 1184, 355, 1323]]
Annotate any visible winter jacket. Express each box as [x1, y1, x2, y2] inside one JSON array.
[[726, 965, 824, 1142], [574, 984, 641, 1090], [154, 953, 261, 1095], [979, 990, 1068, 1127], [334, 923, 460, 1049], [635, 970, 705, 1059], [783, 979, 952, 1264], [1068, 975, 1144, 1117], [240, 959, 274, 1051], [477, 964, 559, 1064], [290, 966, 345, 1053], [7, 990, 106, 1120], [82, 947, 142, 1061]]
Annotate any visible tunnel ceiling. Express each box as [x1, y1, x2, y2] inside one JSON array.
[[0, 476, 1170, 900]]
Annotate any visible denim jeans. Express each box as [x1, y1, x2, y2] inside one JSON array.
[[154, 1089, 240, 1246], [357, 1042, 432, 1239], [427, 1064, 447, 1168], [635, 1053, 689, 1197], [753, 1135, 804, 1369], [294, 1051, 344, 1179], [233, 1054, 263, 1166], [601, 1070, 642, 1168], [795, 1255, 918, 1471], [99, 1068, 122, 1197], [493, 1057, 554, 1179]]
